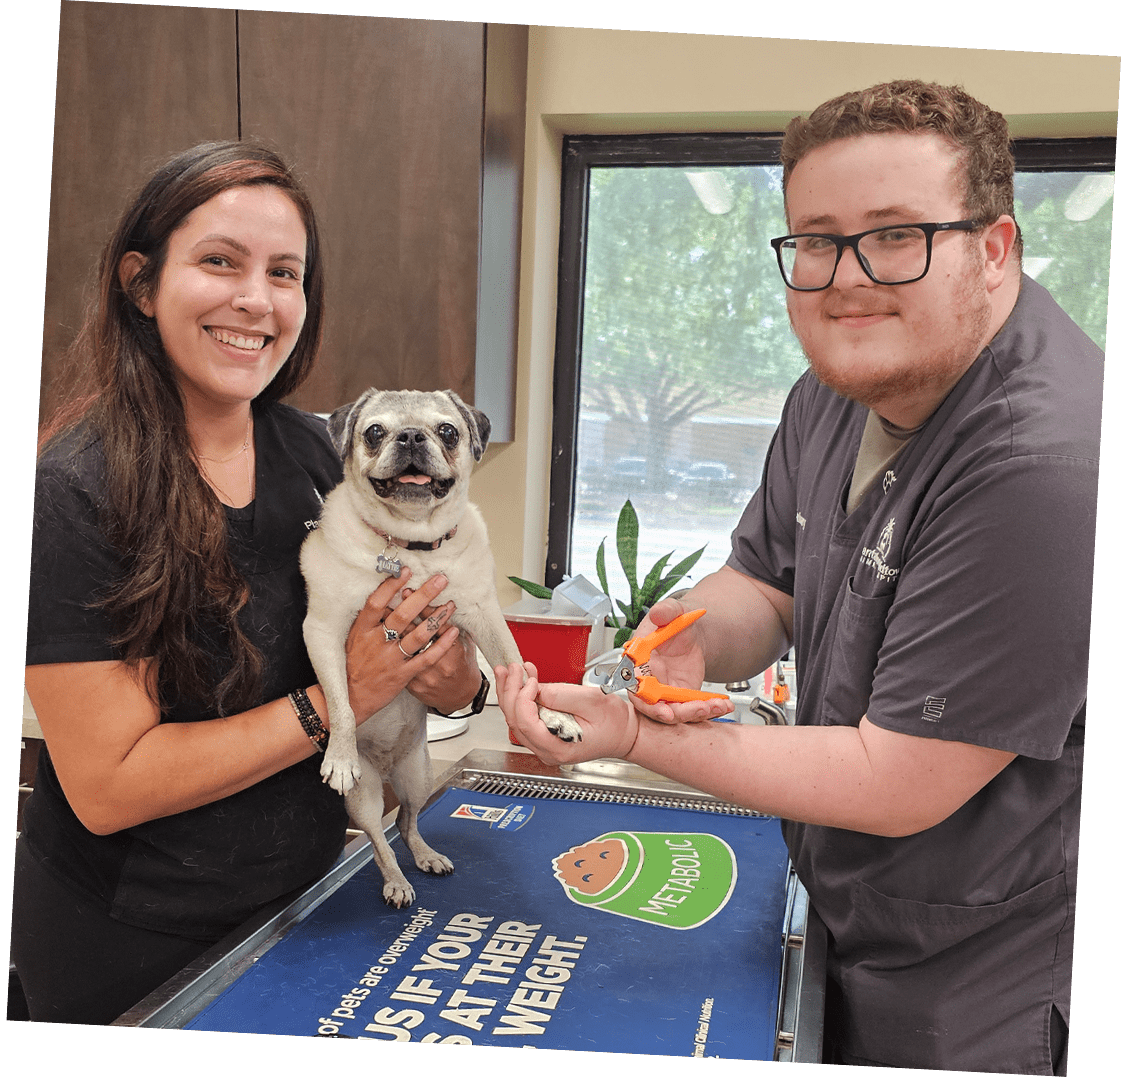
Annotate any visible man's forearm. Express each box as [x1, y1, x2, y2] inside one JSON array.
[[627, 712, 880, 829], [625, 709, 1014, 837]]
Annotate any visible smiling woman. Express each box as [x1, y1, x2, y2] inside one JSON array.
[[119, 184, 309, 501], [43, 142, 327, 708], [16, 140, 481, 1024]]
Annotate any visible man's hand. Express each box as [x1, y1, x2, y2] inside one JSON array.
[[623, 566, 794, 724], [627, 597, 731, 724]]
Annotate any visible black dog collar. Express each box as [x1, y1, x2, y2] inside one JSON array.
[[372, 526, 458, 551], [372, 526, 458, 577]]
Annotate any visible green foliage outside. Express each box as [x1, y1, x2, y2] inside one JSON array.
[[1014, 172, 1114, 350], [580, 165, 808, 489]]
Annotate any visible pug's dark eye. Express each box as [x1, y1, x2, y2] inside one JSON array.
[[437, 423, 459, 450], [363, 424, 386, 451]]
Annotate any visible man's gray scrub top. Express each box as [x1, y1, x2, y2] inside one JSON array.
[[727, 276, 1100, 1072]]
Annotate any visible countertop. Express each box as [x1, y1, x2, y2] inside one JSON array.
[[426, 702, 521, 774]]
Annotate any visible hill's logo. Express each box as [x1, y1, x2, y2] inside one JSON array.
[[450, 802, 532, 831]]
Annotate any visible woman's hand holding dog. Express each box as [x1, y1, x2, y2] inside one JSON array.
[[343, 569, 461, 723], [399, 586, 482, 714], [494, 662, 640, 766]]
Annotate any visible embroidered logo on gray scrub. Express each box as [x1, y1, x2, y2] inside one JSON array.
[[861, 517, 901, 582], [876, 517, 895, 562], [923, 696, 947, 721]]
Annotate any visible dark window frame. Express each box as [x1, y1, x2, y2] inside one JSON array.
[[545, 133, 1115, 587]]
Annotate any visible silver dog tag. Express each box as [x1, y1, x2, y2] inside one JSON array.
[[376, 552, 403, 577]]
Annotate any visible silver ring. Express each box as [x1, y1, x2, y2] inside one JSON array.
[[382, 623, 401, 643], [399, 636, 437, 660]]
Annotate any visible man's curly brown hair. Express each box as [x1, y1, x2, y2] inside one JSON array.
[[780, 80, 1020, 255]]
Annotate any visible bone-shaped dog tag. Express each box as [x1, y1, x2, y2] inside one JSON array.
[[376, 552, 403, 577]]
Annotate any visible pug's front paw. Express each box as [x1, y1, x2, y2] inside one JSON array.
[[539, 707, 583, 743], [320, 754, 362, 795]]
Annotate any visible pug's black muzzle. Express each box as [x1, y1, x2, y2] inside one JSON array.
[[370, 468, 455, 501]]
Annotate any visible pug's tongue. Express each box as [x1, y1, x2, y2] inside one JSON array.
[[398, 473, 432, 485]]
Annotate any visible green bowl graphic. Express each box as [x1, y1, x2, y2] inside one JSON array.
[[552, 831, 737, 930]]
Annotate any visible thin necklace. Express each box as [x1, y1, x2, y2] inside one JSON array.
[[198, 415, 252, 464], [198, 415, 254, 504]]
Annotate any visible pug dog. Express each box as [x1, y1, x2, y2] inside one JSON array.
[[300, 387, 581, 907]]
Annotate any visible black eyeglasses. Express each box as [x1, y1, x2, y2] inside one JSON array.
[[770, 220, 980, 291]]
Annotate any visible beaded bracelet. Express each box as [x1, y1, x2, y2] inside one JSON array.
[[289, 688, 330, 752]]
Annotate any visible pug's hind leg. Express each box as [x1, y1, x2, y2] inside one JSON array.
[[344, 768, 416, 908], [390, 739, 454, 879]]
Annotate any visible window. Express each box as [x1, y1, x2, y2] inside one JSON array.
[[545, 133, 1114, 606]]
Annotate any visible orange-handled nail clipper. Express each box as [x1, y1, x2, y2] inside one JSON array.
[[597, 609, 730, 705]]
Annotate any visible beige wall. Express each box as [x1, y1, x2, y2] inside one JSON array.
[[474, 27, 1120, 608]]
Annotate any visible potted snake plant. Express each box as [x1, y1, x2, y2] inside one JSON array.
[[510, 498, 706, 651]]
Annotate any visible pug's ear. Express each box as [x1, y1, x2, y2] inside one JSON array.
[[118, 251, 154, 317], [444, 390, 491, 461], [326, 400, 359, 458], [327, 388, 377, 458]]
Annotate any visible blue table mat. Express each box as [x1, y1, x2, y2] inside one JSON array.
[[186, 786, 790, 1059]]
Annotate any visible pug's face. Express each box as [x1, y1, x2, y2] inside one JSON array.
[[328, 388, 491, 521]]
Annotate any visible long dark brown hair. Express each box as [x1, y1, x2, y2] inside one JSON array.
[[41, 140, 326, 714]]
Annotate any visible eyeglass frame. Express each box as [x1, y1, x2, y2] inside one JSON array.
[[769, 220, 981, 292]]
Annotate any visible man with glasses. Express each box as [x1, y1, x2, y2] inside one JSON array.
[[497, 80, 1098, 1074]]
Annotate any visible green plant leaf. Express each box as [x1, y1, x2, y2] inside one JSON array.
[[595, 538, 610, 595], [638, 552, 673, 608], [507, 576, 553, 600], [616, 499, 640, 597], [595, 540, 622, 627], [650, 545, 707, 600], [660, 546, 706, 581], [667, 544, 707, 578], [587, 501, 705, 637]]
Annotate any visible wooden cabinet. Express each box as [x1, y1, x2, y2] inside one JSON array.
[[41, 2, 524, 434], [42, 2, 237, 418]]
